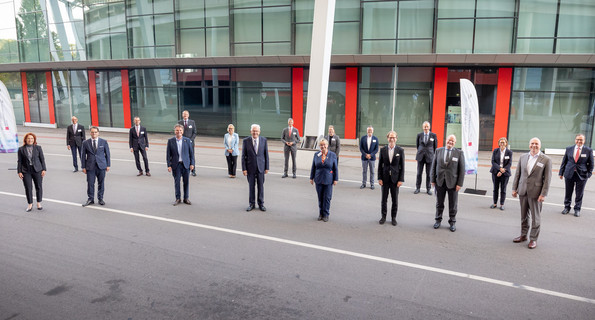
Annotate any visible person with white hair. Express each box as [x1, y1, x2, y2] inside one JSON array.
[[242, 124, 269, 212]]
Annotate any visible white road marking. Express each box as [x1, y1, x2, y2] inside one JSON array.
[[0, 190, 593, 305]]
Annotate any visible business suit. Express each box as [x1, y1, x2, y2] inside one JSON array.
[[310, 151, 338, 220], [224, 132, 239, 176], [242, 136, 269, 207], [512, 152, 552, 241], [490, 147, 513, 206], [17, 145, 46, 204], [166, 136, 195, 201], [66, 123, 85, 170], [324, 134, 341, 162], [415, 131, 437, 191], [178, 118, 197, 174], [559, 145, 593, 213], [377, 145, 405, 222], [129, 125, 150, 174], [430, 147, 465, 226], [359, 135, 379, 187], [81, 138, 111, 202], [281, 126, 300, 176]]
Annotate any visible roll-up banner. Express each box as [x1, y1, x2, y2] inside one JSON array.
[[0, 80, 18, 153], [460, 79, 479, 175]]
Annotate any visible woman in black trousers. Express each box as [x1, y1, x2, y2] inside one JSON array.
[[489, 137, 512, 210], [17, 132, 47, 211]]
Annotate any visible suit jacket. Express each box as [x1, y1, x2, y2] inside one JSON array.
[[559, 145, 593, 180], [359, 135, 379, 161], [81, 138, 111, 170], [513, 152, 552, 199], [377, 145, 405, 184], [415, 131, 437, 162], [166, 136, 195, 171], [224, 132, 240, 156], [129, 126, 149, 149], [66, 124, 85, 147], [17, 145, 46, 173], [430, 147, 465, 189], [281, 127, 300, 150], [310, 151, 338, 185], [324, 134, 341, 156], [490, 148, 513, 177], [178, 119, 197, 141], [241, 136, 269, 174]]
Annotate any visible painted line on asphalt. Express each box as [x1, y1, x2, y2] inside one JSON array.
[[43, 152, 594, 212], [1, 190, 593, 305]]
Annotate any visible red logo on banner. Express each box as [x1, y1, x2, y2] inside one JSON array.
[[468, 142, 472, 146]]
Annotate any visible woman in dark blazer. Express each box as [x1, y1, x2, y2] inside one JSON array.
[[224, 124, 240, 178], [490, 137, 513, 210], [17, 132, 47, 211], [310, 139, 338, 222]]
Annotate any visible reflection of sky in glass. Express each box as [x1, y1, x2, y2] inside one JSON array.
[[0, 1, 17, 40]]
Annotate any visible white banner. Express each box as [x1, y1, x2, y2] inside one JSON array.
[[460, 79, 479, 175], [0, 80, 19, 153]]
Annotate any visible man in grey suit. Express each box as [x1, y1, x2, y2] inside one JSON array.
[[66, 116, 85, 172], [415, 121, 437, 195], [512, 137, 552, 249], [325, 125, 341, 163], [281, 118, 300, 178], [178, 110, 197, 176], [431, 134, 465, 232], [243, 124, 269, 211]]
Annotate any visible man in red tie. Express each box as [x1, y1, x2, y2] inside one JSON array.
[[129, 117, 150, 176], [559, 134, 594, 217], [178, 110, 197, 176]]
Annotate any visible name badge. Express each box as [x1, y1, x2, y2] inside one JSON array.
[[293, 132, 297, 135], [396, 154, 400, 156], [317, 152, 322, 157], [189, 125, 192, 128], [452, 157, 458, 162], [536, 162, 544, 167], [504, 156, 510, 159], [581, 154, 587, 158], [430, 138, 434, 141], [141, 131, 145, 134], [77, 129, 82, 132], [332, 138, 335, 141], [372, 139, 377, 143]]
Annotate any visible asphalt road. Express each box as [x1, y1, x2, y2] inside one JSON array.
[[1, 127, 594, 319]]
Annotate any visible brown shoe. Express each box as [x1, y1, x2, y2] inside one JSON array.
[[528, 240, 537, 249], [145, 172, 151, 177], [183, 199, 192, 205], [513, 235, 527, 243], [137, 171, 143, 176], [173, 199, 181, 206]]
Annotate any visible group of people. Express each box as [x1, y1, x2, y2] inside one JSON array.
[[16, 116, 593, 249]]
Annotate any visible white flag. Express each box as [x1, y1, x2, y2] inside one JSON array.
[[460, 79, 479, 175], [0, 80, 18, 153]]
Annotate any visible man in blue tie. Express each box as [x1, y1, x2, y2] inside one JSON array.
[[167, 124, 195, 205], [81, 126, 110, 206], [242, 124, 269, 212]]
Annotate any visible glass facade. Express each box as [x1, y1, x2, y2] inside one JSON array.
[[52, 70, 90, 127], [0, 72, 23, 123]]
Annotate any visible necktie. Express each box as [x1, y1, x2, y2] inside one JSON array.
[[446, 149, 451, 164], [424, 134, 427, 143], [185, 120, 187, 128], [322, 153, 326, 164], [575, 147, 581, 162], [253, 139, 257, 154], [136, 127, 140, 136], [93, 139, 97, 152]]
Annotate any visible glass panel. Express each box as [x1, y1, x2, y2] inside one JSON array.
[[155, 46, 174, 58], [234, 43, 260, 56], [131, 90, 178, 132], [394, 89, 432, 146], [205, 0, 229, 27], [96, 71, 124, 128], [358, 89, 393, 138], [556, 39, 595, 54], [362, 40, 395, 54], [295, 0, 314, 23], [154, 0, 174, 14], [474, 19, 513, 53], [332, 22, 359, 54], [325, 69, 346, 138], [263, 42, 290, 55], [513, 68, 592, 92], [398, 0, 434, 38], [233, 8, 260, 42], [128, 15, 154, 47], [263, 7, 290, 41], [515, 38, 554, 53], [295, 23, 312, 55], [109, 2, 126, 33], [52, 70, 71, 127], [517, 0, 557, 37], [233, 0, 261, 8], [476, 0, 515, 17], [558, 0, 595, 37], [360, 67, 394, 89], [126, 0, 153, 16], [436, 19, 473, 53], [0, 72, 24, 124], [179, 28, 206, 56], [20, 39, 40, 62], [131, 46, 153, 58], [438, 0, 475, 18], [177, 0, 205, 29], [362, 1, 397, 40], [85, 4, 108, 34], [335, 0, 359, 21], [397, 39, 432, 54], [206, 27, 229, 56], [177, 69, 203, 86], [397, 67, 433, 89], [110, 33, 128, 59], [154, 15, 174, 46]]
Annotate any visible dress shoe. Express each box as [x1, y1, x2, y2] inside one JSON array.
[[82, 200, 94, 207], [499, 205, 505, 211], [173, 199, 182, 206], [183, 199, 192, 205], [528, 240, 537, 249], [37, 206, 43, 211], [137, 171, 143, 176], [427, 190, 433, 196], [282, 173, 288, 178], [98, 199, 105, 205], [449, 224, 456, 232], [360, 184, 366, 189], [561, 208, 570, 215], [433, 222, 441, 229], [145, 172, 151, 177], [379, 217, 386, 225], [318, 215, 323, 221], [259, 205, 267, 212], [246, 205, 255, 211], [322, 216, 329, 222], [391, 220, 397, 226], [26, 206, 33, 212], [574, 210, 580, 217], [192, 171, 196, 177], [413, 189, 420, 194], [73, 168, 78, 172], [490, 204, 497, 209], [292, 174, 296, 179], [513, 235, 527, 243], [370, 185, 375, 190]]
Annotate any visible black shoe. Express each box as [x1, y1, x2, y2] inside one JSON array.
[[292, 174, 296, 179], [192, 171, 196, 177], [73, 168, 78, 172], [360, 184, 366, 189], [499, 205, 505, 211], [449, 224, 456, 232], [173, 199, 182, 206], [246, 205, 255, 211], [427, 190, 433, 196], [574, 210, 581, 217], [391, 220, 397, 226], [490, 204, 497, 209], [37, 206, 43, 211], [282, 173, 288, 178], [318, 215, 323, 221], [414, 189, 420, 194], [370, 185, 375, 190], [259, 205, 267, 212], [183, 199, 192, 205], [322, 216, 329, 222], [379, 217, 386, 225], [561, 208, 570, 215], [433, 222, 441, 229], [82, 200, 94, 207], [98, 199, 105, 206], [26, 206, 33, 212]]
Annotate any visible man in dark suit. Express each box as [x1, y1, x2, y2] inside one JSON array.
[[167, 124, 195, 206], [359, 126, 379, 189], [559, 134, 593, 217], [66, 116, 85, 172], [242, 124, 269, 212], [377, 131, 405, 226], [415, 121, 437, 195], [178, 110, 197, 176], [81, 126, 111, 207], [129, 116, 150, 176], [431, 134, 465, 232], [324, 125, 341, 163], [512, 137, 552, 249], [281, 118, 301, 178]]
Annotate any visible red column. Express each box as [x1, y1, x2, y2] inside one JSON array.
[[493, 68, 513, 150], [88, 70, 99, 127], [121, 70, 131, 128], [21, 72, 31, 123], [431, 68, 448, 148], [45, 72, 56, 124], [345, 67, 358, 139], [291, 67, 304, 133]]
